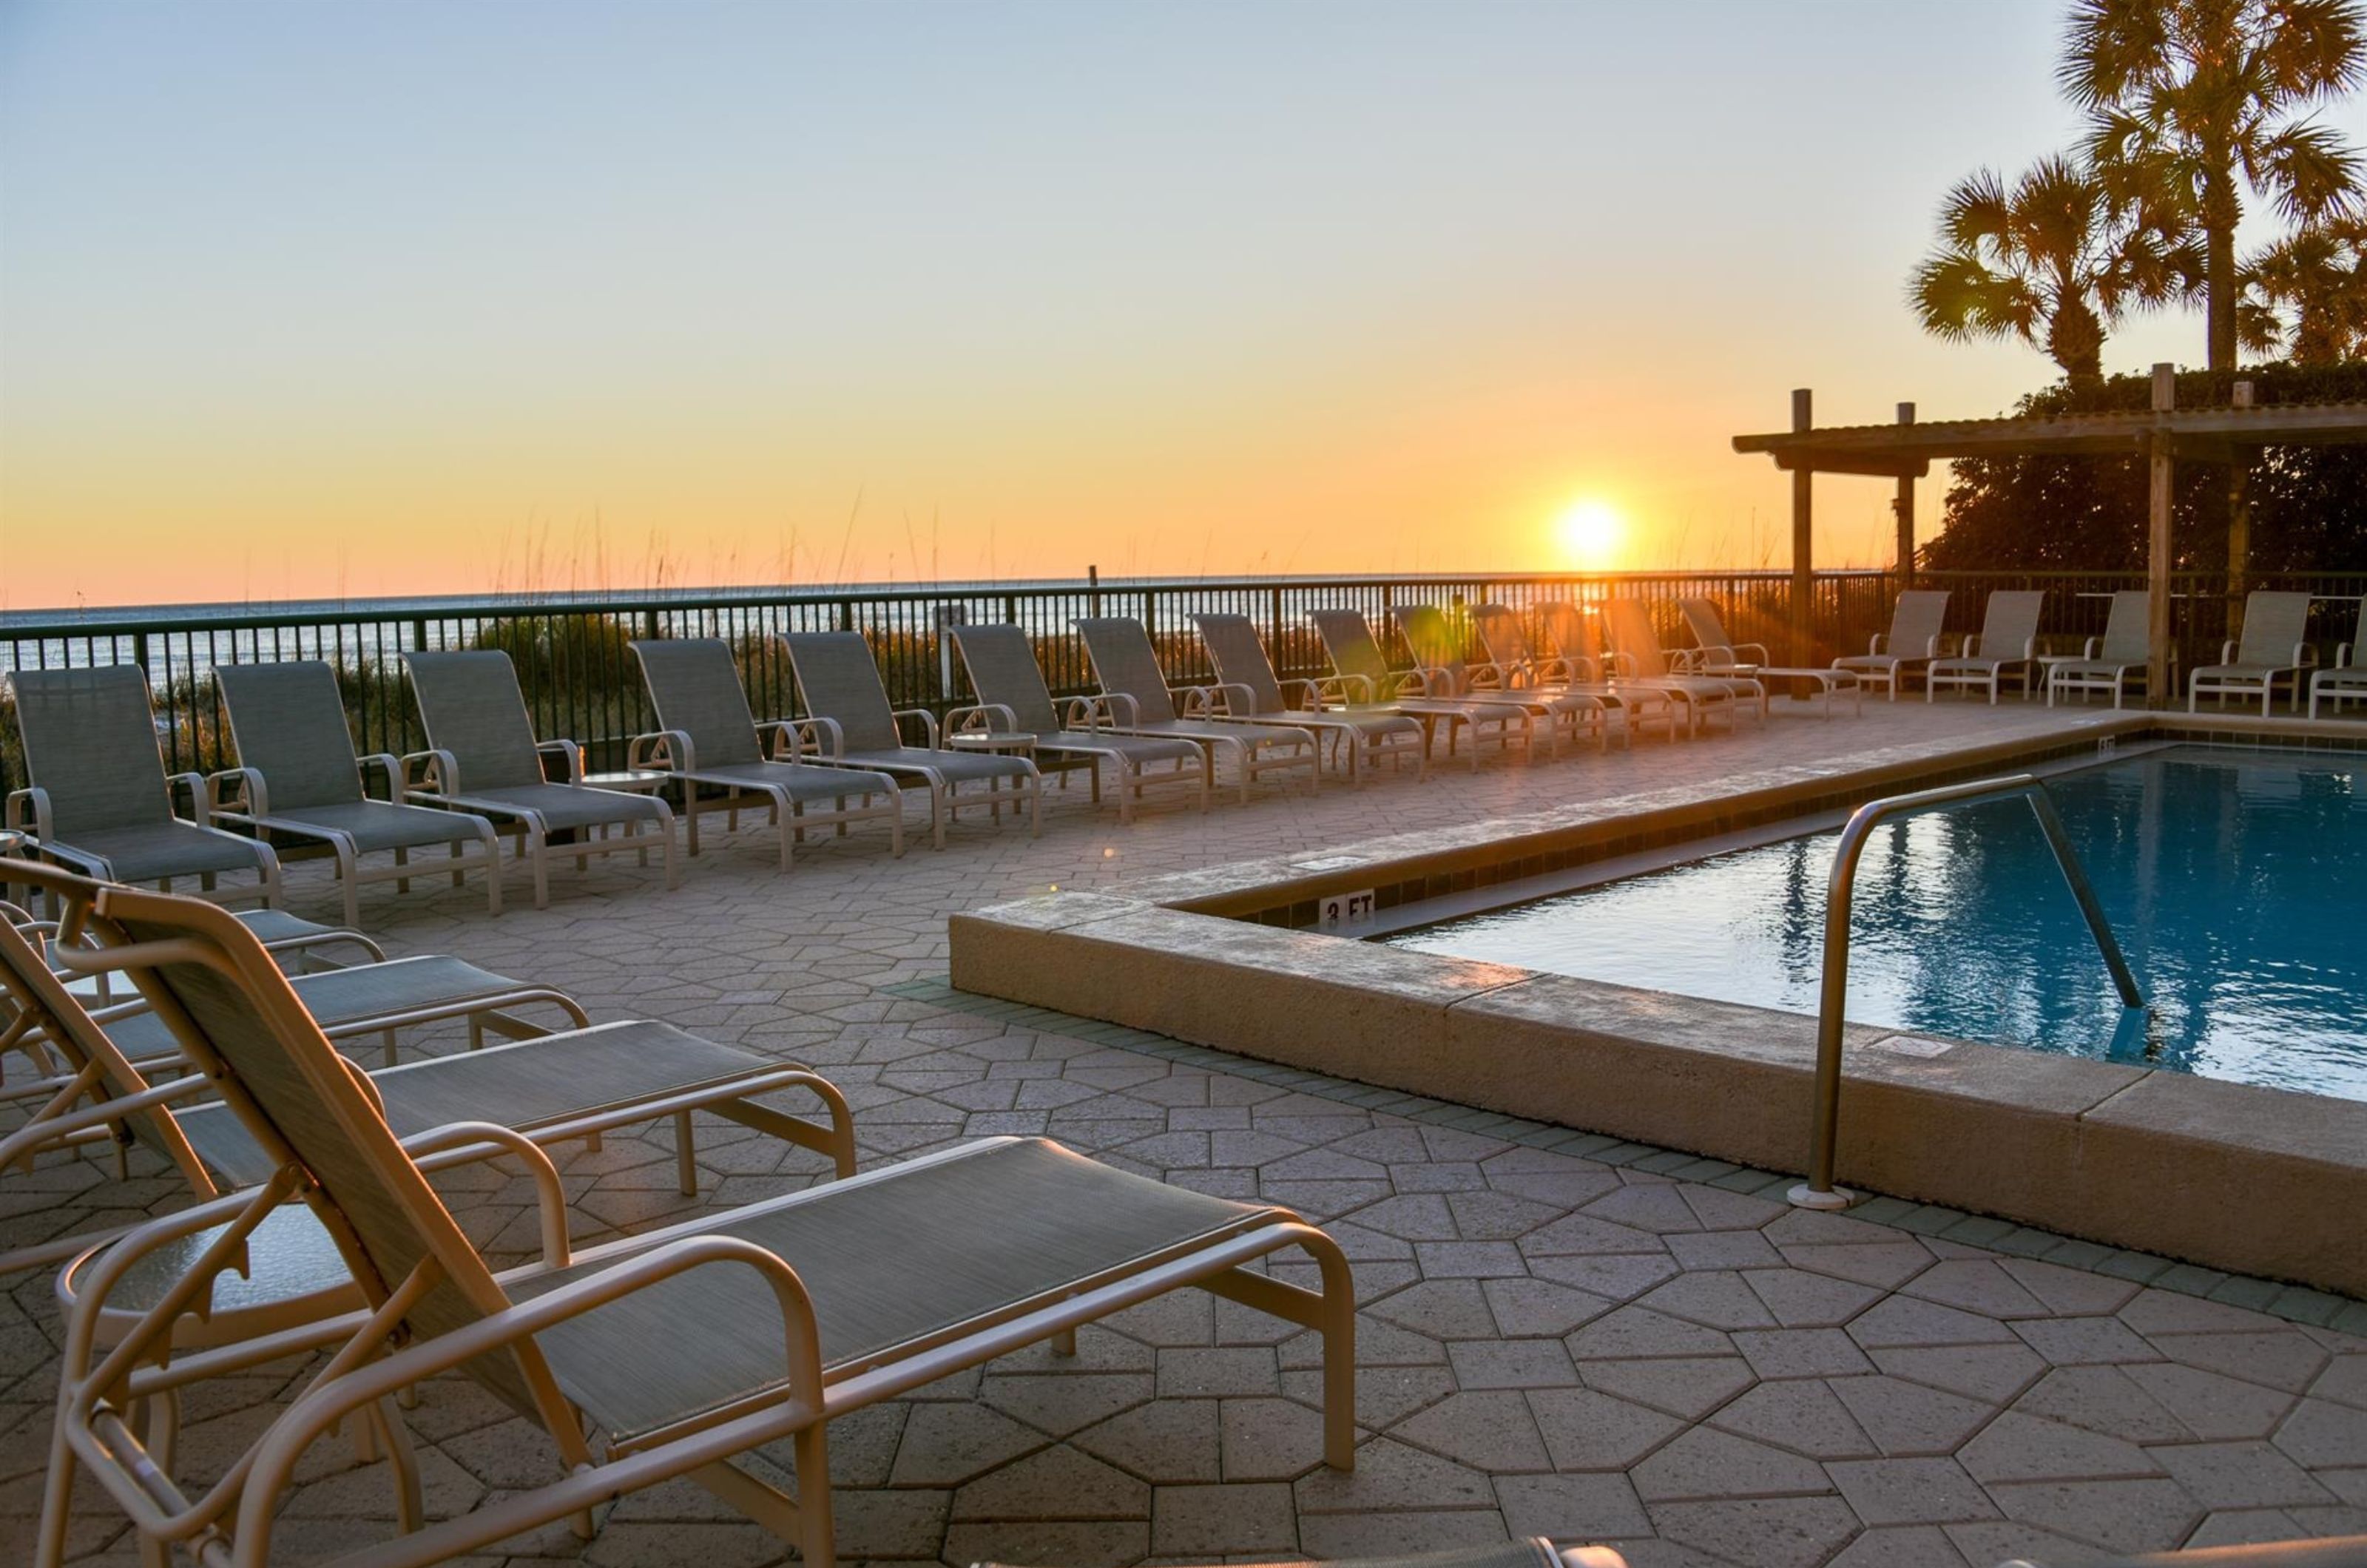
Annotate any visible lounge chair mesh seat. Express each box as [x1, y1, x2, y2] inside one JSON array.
[[948, 625, 1205, 822], [1073, 618, 1318, 800], [1189, 612, 1424, 783], [516, 1138, 1273, 1442], [629, 639, 904, 866], [174, 1020, 774, 1188], [6, 666, 280, 894], [212, 661, 502, 923], [782, 631, 1041, 846], [2190, 590, 2318, 714], [95, 951, 582, 1067], [403, 650, 677, 903]]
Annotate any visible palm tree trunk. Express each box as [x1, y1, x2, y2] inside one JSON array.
[[2206, 171, 2241, 373]]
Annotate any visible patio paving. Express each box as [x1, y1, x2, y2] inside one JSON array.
[[6, 697, 2366, 1565]]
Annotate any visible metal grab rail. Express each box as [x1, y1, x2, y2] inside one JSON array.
[[1788, 773, 2144, 1212]]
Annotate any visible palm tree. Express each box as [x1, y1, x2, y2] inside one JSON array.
[[2245, 217, 2367, 362], [2064, 0, 2367, 372], [1910, 155, 2191, 383]]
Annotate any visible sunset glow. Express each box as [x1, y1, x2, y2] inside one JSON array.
[[1553, 499, 1626, 571]]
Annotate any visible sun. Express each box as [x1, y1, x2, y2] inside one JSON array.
[[1553, 499, 1625, 570]]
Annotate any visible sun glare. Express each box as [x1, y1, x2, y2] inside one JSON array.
[[1553, 499, 1625, 570]]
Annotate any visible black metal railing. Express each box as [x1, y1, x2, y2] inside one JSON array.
[[3, 567, 2363, 795]]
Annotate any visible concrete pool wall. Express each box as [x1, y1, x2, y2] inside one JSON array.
[[950, 712, 2367, 1297]]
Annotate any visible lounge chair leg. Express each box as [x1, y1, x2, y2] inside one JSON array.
[[374, 1396, 425, 1534], [676, 1109, 698, 1196], [1306, 1232, 1358, 1471], [383, 1028, 399, 1069], [1052, 1324, 1077, 1356], [793, 1425, 836, 1568], [34, 1407, 78, 1568]]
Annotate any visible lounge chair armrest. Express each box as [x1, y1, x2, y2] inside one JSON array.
[[1320, 673, 1374, 705], [4, 787, 50, 838], [1868, 632, 1888, 656], [754, 720, 802, 761], [1405, 664, 1455, 697], [1465, 659, 1513, 691], [1062, 695, 1121, 730], [1278, 677, 1325, 711], [536, 739, 586, 784], [1737, 641, 1769, 665], [2295, 643, 2320, 668], [891, 706, 940, 746], [795, 717, 845, 760], [627, 729, 694, 773], [1201, 681, 1259, 717], [947, 703, 1018, 737], [2082, 635, 2103, 658], [1959, 634, 1983, 658], [1668, 649, 1705, 674], [400, 1121, 574, 1265], [402, 748, 460, 798], [166, 771, 210, 824], [1098, 690, 1143, 726], [2219, 639, 2240, 663], [206, 766, 266, 820], [355, 754, 403, 802]]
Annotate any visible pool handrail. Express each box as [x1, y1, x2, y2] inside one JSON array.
[[1790, 772, 2144, 1211]]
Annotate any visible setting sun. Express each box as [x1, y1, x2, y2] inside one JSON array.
[[1553, 499, 1626, 570]]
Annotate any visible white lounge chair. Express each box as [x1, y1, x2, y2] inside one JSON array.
[[1188, 612, 1427, 785], [1834, 590, 1950, 699], [1675, 598, 1862, 717], [1926, 590, 2047, 703], [2189, 591, 2317, 714], [36, 879, 1355, 1568], [1073, 618, 1322, 800], [1471, 603, 1680, 742], [1391, 604, 1611, 754], [2308, 598, 2367, 720], [2047, 590, 2156, 708], [1600, 599, 1763, 730], [1309, 608, 1536, 768]]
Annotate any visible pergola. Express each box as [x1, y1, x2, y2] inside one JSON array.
[[1732, 363, 2367, 705]]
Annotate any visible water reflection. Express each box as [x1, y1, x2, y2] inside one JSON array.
[[1384, 748, 2367, 1101]]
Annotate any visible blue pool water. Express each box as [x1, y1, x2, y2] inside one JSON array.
[[1384, 746, 2367, 1101]]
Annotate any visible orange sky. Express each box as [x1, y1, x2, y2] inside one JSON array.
[[4, 1, 2342, 612]]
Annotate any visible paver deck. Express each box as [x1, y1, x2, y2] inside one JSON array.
[[6, 698, 2365, 1565]]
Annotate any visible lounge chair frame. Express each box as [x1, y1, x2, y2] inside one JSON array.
[[946, 625, 1209, 824], [1391, 605, 1611, 754], [2189, 591, 2320, 715], [627, 639, 906, 868], [2306, 598, 2367, 720], [1833, 589, 1951, 699], [1925, 590, 2047, 704], [1673, 598, 1862, 717], [778, 632, 1042, 848], [1598, 601, 1764, 731], [1309, 609, 1535, 769], [1470, 604, 1680, 743], [401, 651, 680, 906], [1072, 618, 1321, 801], [207, 661, 504, 927], [1187, 612, 1426, 785], [4, 666, 283, 910], [2047, 590, 2157, 709], [37, 884, 1353, 1568]]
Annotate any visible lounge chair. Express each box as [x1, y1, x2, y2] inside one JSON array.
[[36, 879, 1354, 1568], [2189, 590, 2318, 714], [209, 661, 504, 927], [1926, 589, 2047, 703], [628, 638, 905, 868], [2047, 590, 2156, 708], [1189, 612, 1426, 784], [1391, 604, 1611, 754], [1833, 589, 1950, 698], [402, 651, 679, 905], [1599, 599, 1764, 729], [1309, 608, 1535, 768], [947, 624, 1208, 823], [1536, 601, 1709, 738], [0, 862, 852, 1283], [1470, 603, 1680, 743], [1073, 618, 1321, 801], [2308, 597, 2367, 720], [780, 630, 1041, 847], [2, 665, 281, 908], [1675, 598, 1863, 716]]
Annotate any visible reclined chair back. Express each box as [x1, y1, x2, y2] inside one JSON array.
[[2094, 592, 2152, 663], [1883, 592, 1951, 660], [1536, 601, 1605, 671], [1391, 605, 1473, 691], [2233, 591, 2314, 665], [1189, 615, 1290, 714], [1309, 609, 1399, 692], [1602, 601, 1675, 679], [1470, 605, 1542, 672], [213, 663, 370, 810], [778, 632, 906, 752], [948, 625, 1065, 734], [7, 667, 179, 842], [1970, 591, 2046, 659], [1074, 618, 1184, 724], [629, 639, 767, 766], [402, 651, 552, 791]]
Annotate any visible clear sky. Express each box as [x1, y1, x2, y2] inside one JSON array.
[[6, 0, 2360, 610]]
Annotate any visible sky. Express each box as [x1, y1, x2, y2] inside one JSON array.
[[6, 0, 2363, 612]]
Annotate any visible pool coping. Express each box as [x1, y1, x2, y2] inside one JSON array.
[[948, 711, 2367, 1299]]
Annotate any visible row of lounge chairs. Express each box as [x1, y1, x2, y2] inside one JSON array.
[[4, 860, 1358, 1567], [0, 599, 1803, 925]]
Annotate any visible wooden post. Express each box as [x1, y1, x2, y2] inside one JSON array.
[[1894, 402, 1917, 590], [2227, 378, 2254, 647], [2148, 364, 2176, 709], [1790, 388, 1814, 663]]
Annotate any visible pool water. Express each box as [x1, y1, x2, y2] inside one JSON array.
[[1384, 746, 2367, 1101]]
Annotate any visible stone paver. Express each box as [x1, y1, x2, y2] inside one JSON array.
[[4, 700, 2363, 1564]]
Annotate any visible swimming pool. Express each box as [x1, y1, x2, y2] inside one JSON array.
[[1383, 745, 2367, 1102]]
